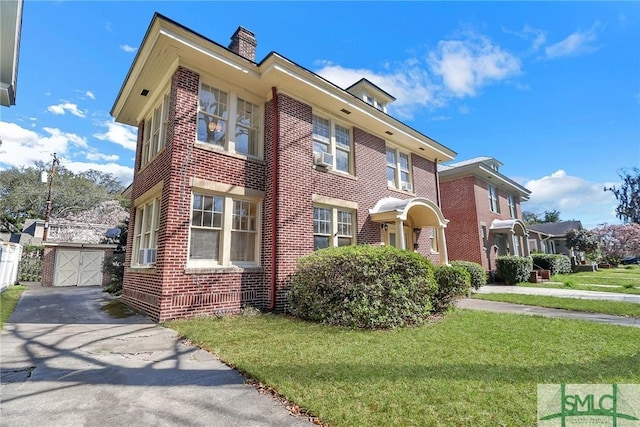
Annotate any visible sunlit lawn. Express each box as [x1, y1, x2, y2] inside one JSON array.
[[166, 311, 640, 426], [517, 265, 640, 294], [0, 285, 25, 329], [472, 293, 640, 318]]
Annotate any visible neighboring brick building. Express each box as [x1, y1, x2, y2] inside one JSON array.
[[438, 157, 531, 272], [111, 14, 456, 321]]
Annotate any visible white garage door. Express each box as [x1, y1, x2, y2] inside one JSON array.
[[54, 250, 104, 287]]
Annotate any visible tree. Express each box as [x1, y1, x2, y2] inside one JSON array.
[[593, 223, 640, 265], [566, 228, 599, 260], [0, 165, 125, 230], [522, 209, 562, 225], [605, 167, 640, 224]]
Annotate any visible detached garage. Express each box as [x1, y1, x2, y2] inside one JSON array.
[[42, 243, 117, 287]]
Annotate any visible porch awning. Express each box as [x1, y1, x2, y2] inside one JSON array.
[[369, 197, 448, 228], [490, 219, 529, 235]]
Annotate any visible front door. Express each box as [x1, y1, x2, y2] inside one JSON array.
[[385, 224, 412, 250]]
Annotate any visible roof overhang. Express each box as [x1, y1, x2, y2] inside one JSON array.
[[0, 0, 23, 107], [111, 13, 456, 162], [439, 162, 531, 200], [369, 197, 449, 228]]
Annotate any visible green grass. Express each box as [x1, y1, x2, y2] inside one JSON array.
[[0, 285, 25, 329], [166, 311, 640, 426], [518, 281, 640, 295], [472, 293, 640, 318], [516, 266, 640, 294]]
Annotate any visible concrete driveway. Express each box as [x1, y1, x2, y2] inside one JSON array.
[[0, 284, 312, 426]]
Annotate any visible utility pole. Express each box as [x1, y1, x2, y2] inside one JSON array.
[[42, 153, 60, 242]]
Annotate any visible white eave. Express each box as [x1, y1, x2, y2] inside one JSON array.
[[111, 13, 456, 163], [439, 161, 531, 200], [0, 0, 23, 107]]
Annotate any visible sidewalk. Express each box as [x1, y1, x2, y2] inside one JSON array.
[[476, 284, 640, 304], [457, 298, 640, 327]]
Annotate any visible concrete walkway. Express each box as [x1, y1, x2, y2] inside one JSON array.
[[476, 284, 640, 304], [459, 284, 640, 328], [0, 284, 312, 426]]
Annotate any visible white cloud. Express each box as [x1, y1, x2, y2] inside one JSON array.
[[62, 160, 134, 186], [428, 36, 521, 97], [544, 24, 599, 59], [120, 44, 137, 53], [523, 170, 619, 229], [85, 151, 119, 162], [93, 119, 137, 151], [47, 102, 86, 118], [85, 91, 95, 100], [505, 25, 547, 51], [0, 121, 88, 168]]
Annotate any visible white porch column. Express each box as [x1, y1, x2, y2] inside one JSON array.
[[397, 219, 406, 250], [437, 227, 449, 265], [509, 232, 516, 255], [524, 235, 530, 256]]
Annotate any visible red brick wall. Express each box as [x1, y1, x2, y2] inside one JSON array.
[[41, 246, 55, 286], [123, 65, 445, 320]]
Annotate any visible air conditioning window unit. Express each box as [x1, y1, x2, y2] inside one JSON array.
[[313, 151, 334, 168], [138, 248, 157, 265], [401, 182, 413, 192]]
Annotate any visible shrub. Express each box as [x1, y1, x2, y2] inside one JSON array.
[[450, 260, 486, 290], [531, 254, 572, 275], [495, 256, 533, 285], [287, 245, 437, 329], [432, 265, 471, 313]]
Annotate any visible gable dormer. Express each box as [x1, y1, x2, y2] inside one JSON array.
[[346, 78, 395, 113], [482, 158, 502, 172]]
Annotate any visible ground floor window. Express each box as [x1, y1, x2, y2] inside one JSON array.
[[189, 192, 260, 267], [132, 196, 161, 267], [313, 206, 355, 250]]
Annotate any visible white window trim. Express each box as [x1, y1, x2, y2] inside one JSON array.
[[140, 89, 170, 168], [489, 185, 501, 213], [196, 81, 263, 159], [386, 144, 413, 192], [508, 194, 517, 218], [187, 188, 262, 270], [312, 112, 353, 175], [313, 204, 356, 249], [131, 195, 162, 268]]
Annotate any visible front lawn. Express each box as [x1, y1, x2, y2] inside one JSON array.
[[0, 285, 25, 329], [166, 311, 640, 426], [551, 266, 640, 287], [472, 293, 640, 318]]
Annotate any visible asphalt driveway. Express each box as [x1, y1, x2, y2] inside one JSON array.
[[0, 284, 312, 426]]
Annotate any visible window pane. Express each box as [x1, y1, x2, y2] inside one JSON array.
[[335, 124, 350, 150], [312, 115, 330, 143], [189, 229, 219, 260], [401, 171, 410, 184], [231, 231, 256, 262], [198, 113, 226, 145], [387, 167, 396, 184], [337, 237, 352, 247], [399, 152, 409, 170], [313, 141, 328, 153], [314, 236, 330, 250], [313, 207, 331, 234], [337, 210, 353, 237], [386, 148, 396, 165], [335, 149, 349, 173]]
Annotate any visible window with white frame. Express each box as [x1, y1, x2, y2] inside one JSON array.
[[132, 196, 161, 266], [508, 194, 517, 218], [313, 206, 355, 250], [312, 114, 352, 174], [189, 192, 260, 267], [197, 82, 261, 157], [386, 145, 412, 191], [489, 185, 500, 213], [141, 92, 170, 168]]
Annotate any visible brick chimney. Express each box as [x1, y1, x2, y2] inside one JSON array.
[[228, 27, 257, 62]]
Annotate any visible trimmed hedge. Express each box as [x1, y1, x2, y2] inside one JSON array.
[[287, 245, 437, 329], [530, 253, 572, 275], [433, 265, 471, 313], [496, 256, 533, 285], [450, 260, 487, 290]]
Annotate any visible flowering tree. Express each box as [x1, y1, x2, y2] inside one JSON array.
[[593, 223, 640, 265]]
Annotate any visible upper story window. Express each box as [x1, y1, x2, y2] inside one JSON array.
[[188, 191, 261, 268], [386, 145, 413, 192], [197, 82, 261, 158], [141, 92, 170, 168], [132, 195, 161, 267], [313, 205, 355, 250], [489, 185, 500, 213], [312, 114, 352, 174], [362, 93, 386, 112], [508, 194, 517, 218]]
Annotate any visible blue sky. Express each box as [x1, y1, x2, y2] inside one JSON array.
[[1, 1, 638, 229]]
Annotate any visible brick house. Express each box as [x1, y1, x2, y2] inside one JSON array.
[[438, 157, 531, 272], [110, 14, 456, 322]]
